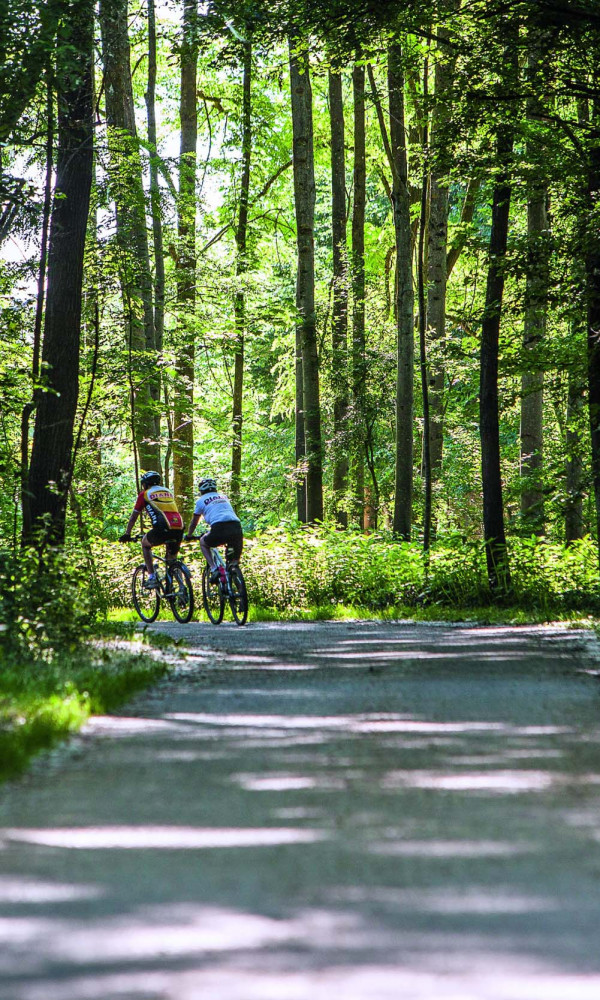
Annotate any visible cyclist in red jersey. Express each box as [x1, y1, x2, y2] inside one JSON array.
[[119, 471, 184, 588]]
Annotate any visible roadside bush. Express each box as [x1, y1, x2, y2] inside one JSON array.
[[0, 543, 106, 660], [88, 528, 600, 617]]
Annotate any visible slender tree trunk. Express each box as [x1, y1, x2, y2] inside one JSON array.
[[418, 50, 431, 552], [290, 39, 323, 523], [26, 0, 94, 543], [388, 42, 414, 540], [173, 0, 198, 523], [295, 328, 306, 522], [145, 0, 165, 357], [520, 44, 548, 535], [446, 175, 480, 277], [351, 62, 366, 528], [565, 371, 585, 543], [586, 101, 600, 560], [480, 124, 513, 592], [329, 69, 349, 526], [427, 25, 455, 489], [231, 35, 252, 511], [99, 0, 161, 473], [520, 184, 547, 533], [21, 63, 53, 540]]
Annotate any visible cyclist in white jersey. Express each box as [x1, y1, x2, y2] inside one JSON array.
[[185, 477, 243, 582]]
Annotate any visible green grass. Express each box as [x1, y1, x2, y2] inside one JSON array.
[[247, 602, 599, 626], [0, 628, 173, 782], [109, 600, 600, 628]]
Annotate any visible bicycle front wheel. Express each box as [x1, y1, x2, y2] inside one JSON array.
[[228, 565, 248, 626], [132, 564, 160, 623], [168, 563, 195, 624], [202, 567, 224, 624]]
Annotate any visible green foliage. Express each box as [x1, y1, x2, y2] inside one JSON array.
[[0, 543, 106, 661], [91, 528, 600, 619], [0, 636, 171, 781]]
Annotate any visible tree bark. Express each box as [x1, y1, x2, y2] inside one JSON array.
[[328, 69, 349, 527], [520, 184, 547, 533], [520, 44, 548, 535], [21, 63, 53, 541], [231, 35, 252, 511], [418, 50, 431, 552], [388, 42, 414, 540], [290, 39, 323, 523], [427, 25, 455, 487], [351, 62, 367, 528], [99, 0, 161, 473], [480, 123, 513, 592], [586, 102, 600, 561], [173, 0, 198, 523], [565, 372, 585, 543], [145, 0, 165, 357], [26, 0, 94, 543]]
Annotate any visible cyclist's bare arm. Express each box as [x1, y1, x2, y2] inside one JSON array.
[[185, 512, 201, 539]]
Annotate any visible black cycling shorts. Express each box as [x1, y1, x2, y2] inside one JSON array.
[[145, 526, 183, 558], [203, 520, 243, 561]]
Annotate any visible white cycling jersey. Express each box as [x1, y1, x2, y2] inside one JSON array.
[[194, 491, 240, 526]]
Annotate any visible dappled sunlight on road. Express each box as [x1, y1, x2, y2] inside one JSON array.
[[1, 621, 600, 998], [1, 826, 326, 850]]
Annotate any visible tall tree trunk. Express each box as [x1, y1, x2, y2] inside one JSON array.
[[586, 99, 600, 560], [21, 63, 53, 541], [418, 50, 431, 552], [145, 0, 165, 357], [231, 35, 252, 511], [520, 184, 547, 533], [520, 44, 548, 535], [290, 39, 323, 523], [565, 371, 585, 543], [173, 0, 198, 523], [351, 62, 366, 528], [329, 68, 349, 527], [26, 0, 94, 544], [480, 126, 513, 592], [427, 25, 455, 489], [388, 41, 414, 540], [99, 0, 161, 473]]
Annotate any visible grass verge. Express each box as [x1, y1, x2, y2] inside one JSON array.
[[108, 602, 599, 627], [0, 627, 173, 782]]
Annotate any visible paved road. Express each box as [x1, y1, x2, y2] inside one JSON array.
[[2, 620, 600, 999]]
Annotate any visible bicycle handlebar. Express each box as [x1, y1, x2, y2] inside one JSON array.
[[121, 533, 205, 543]]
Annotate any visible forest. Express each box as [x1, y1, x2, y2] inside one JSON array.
[[3, 0, 600, 646]]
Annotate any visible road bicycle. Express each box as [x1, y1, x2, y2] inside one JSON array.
[[126, 535, 195, 624], [192, 535, 248, 626]]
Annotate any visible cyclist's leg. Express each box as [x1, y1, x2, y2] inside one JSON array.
[[165, 529, 183, 564], [141, 533, 155, 573], [200, 530, 216, 570], [225, 524, 244, 565]]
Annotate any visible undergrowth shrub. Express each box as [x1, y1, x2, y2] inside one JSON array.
[[88, 528, 600, 616], [0, 543, 106, 660]]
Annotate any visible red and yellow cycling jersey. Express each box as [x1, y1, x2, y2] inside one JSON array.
[[134, 485, 183, 531]]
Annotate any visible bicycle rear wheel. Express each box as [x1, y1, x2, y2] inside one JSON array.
[[132, 564, 160, 623], [228, 565, 248, 626], [167, 563, 194, 623], [202, 567, 224, 624]]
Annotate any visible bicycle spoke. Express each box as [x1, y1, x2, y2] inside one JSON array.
[[132, 565, 160, 623]]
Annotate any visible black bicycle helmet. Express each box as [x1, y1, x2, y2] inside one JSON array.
[[198, 476, 217, 494], [141, 470, 161, 489]]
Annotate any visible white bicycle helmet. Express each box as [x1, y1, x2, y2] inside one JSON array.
[[198, 476, 217, 494]]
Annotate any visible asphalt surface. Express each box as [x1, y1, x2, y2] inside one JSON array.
[[1, 620, 600, 999]]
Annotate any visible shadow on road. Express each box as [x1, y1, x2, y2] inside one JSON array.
[[1, 621, 600, 999]]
